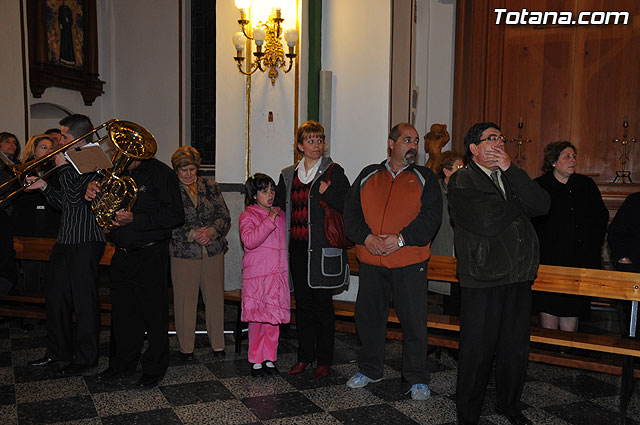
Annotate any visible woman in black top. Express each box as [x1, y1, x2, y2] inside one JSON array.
[[532, 141, 608, 331]]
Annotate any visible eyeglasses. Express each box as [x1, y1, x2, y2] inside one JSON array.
[[479, 134, 506, 143]]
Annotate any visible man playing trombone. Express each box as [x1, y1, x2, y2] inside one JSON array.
[[27, 114, 106, 375]]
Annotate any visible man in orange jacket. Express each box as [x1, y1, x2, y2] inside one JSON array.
[[343, 122, 442, 400]]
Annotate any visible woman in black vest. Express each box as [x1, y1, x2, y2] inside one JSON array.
[[276, 121, 350, 379]]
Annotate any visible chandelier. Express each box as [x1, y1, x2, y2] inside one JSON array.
[[232, 0, 298, 86]]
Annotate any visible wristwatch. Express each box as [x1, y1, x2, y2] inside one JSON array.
[[397, 233, 405, 247]]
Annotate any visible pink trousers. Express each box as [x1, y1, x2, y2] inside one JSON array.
[[248, 322, 279, 364]]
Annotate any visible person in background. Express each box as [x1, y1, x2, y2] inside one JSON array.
[[239, 173, 290, 376], [11, 134, 61, 292], [0, 132, 20, 163], [0, 209, 17, 295], [45, 129, 63, 148], [532, 141, 608, 332], [170, 146, 230, 361], [429, 151, 465, 317], [607, 191, 640, 337], [0, 132, 21, 215], [275, 120, 350, 379]]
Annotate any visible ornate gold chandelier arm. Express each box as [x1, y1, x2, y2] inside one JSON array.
[[234, 58, 260, 76]]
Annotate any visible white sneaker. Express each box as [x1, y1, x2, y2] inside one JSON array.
[[346, 372, 382, 388]]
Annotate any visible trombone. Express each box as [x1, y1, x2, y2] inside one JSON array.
[[0, 119, 118, 205]]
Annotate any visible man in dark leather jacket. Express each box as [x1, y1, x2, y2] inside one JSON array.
[[449, 122, 550, 425]]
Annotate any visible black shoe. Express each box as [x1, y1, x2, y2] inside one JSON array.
[[496, 410, 532, 425], [250, 364, 266, 377], [29, 357, 56, 367], [59, 363, 90, 376], [263, 361, 278, 375], [179, 352, 195, 362], [504, 413, 532, 425], [137, 374, 161, 388], [213, 350, 226, 358]]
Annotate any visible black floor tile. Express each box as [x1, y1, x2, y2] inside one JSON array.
[[17, 395, 97, 424], [161, 380, 234, 406], [13, 364, 68, 383], [242, 391, 323, 420], [84, 373, 141, 393], [101, 408, 183, 425], [0, 384, 15, 406], [205, 359, 252, 378], [549, 373, 619, 399], [280, 367, 347, 390], [331, 403, 420, 424], [543, 399, 639, 425], [0, 351, 12, 367]]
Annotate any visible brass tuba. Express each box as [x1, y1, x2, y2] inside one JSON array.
[[90, 120, 157, 229]]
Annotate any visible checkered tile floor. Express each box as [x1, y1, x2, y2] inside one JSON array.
[[0, 309, 638, 424]]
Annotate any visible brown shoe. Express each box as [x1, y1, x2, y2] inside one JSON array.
[[315, 365, 330, 379], [288, 362, 309, 374]]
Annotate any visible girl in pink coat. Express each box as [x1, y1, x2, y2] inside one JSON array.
[[239, 173, 290, 377]]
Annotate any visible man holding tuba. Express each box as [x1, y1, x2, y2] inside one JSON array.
[[27, 114, 106, 375], [85, 147, 184, 388]]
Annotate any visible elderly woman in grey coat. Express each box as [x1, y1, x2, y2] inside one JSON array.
[[170, 147, 231, 360]]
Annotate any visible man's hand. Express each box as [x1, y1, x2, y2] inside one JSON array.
[[193, 227, 214, 246], [110, 209, 133, 227], [378, 234, 401, 256], [364, 234, 386, 256], [54, 152, 68, 167], [25, 176, 47, 191], [619, 257, 633, 264], [486, 146, 511, 171], [85, 181, 101, 201]]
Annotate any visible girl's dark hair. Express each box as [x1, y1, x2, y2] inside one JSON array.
[[541, 141, 576, 173], [244, 173, 276, 206]]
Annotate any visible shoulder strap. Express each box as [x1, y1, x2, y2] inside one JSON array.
[[325, 162, 336, 181]]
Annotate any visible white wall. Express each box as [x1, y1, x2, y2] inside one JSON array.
[[423, 0, 456, 157], [322, 0, 393, 183], [103, 0, 181, 164], [0, 1, 28, 145]]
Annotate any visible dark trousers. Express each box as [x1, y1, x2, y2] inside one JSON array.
[[109, 240, 170, 376], [456, 281, 532, 423], [290, 240, 335, 366], [45, 242, 105, 365], [356, 261, 429, 385]]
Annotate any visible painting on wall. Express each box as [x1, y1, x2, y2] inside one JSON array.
[[45, 0, 85, 69], [27, 0, 104, 105]]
